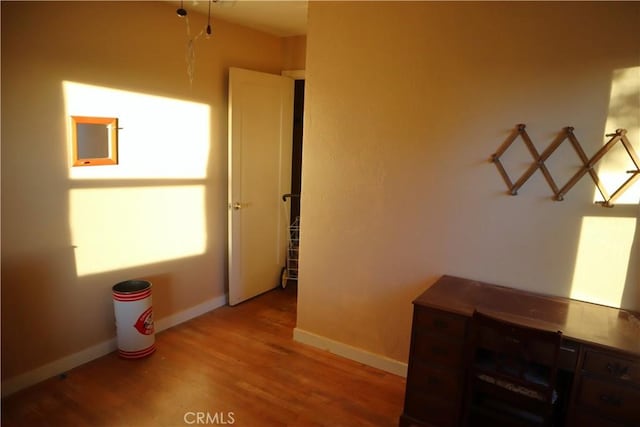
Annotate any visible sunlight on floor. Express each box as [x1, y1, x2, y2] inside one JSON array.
[[570, 216, 636, 307], [63, 81, 211, 275]]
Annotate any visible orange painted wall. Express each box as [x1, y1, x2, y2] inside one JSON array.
[[298, 1, 639, 365]]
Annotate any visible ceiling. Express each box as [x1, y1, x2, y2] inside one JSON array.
[[168, 0, 308, 37]]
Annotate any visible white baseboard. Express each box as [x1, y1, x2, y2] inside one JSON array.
[[1, 294, 227, 398], [293, 328, 408, 378], [154, 294, 227, 333], [0, 338, 118, 398]]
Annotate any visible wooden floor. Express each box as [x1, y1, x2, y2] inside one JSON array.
[[2, 285, 406, 426]]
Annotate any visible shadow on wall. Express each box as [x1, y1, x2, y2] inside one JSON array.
[[0, 251, 182, 381]]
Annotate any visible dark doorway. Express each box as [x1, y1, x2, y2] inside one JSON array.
[[289, 79, 305, 225]]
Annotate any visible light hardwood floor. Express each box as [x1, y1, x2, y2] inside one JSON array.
[[2, 285, 406, 426]]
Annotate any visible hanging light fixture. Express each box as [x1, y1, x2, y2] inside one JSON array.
[[175, 0, 213, 33], [176, 0, 187, 17], [206, 0, 213, 36]]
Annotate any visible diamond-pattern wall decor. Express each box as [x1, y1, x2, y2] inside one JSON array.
[[491, 125, 640, 207]]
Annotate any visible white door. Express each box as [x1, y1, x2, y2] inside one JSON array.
[[228, 67, 294, 305]]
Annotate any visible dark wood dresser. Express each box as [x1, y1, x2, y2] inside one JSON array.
[[400, 275, 640, 427]]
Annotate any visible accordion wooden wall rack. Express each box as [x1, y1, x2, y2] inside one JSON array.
[[491, 124, 640, 207]]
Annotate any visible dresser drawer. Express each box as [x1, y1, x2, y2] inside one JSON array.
[[572, 408, 628, 427], [583, 350, 640, 385], [404, 388, 459, 427], [577, 376, 640, 424], [413, 332, 464, 368], [407, 360, 463, 398], [413, 307, 466, 339]]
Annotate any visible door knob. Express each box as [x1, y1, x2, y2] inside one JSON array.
[[232, 202, 242, 210]]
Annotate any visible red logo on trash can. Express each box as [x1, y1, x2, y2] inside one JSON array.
[[134, 307, 154, 335]]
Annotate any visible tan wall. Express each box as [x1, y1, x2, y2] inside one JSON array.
[[283, 35, 307, 70], [1, 1, 286, 381], [298, 1, 640, 364]]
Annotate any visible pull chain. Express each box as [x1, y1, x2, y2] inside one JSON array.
[[206, 0, 213, 36], [175, 0, 214, 85]]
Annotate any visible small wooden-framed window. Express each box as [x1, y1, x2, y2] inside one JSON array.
[[71, 116, 118, 166]]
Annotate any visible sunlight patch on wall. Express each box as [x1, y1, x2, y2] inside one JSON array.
[[63, 81, 210, 179], [570, 216, 636, 307], [597, 66, 640, 205], [70, 186, 207, 276]]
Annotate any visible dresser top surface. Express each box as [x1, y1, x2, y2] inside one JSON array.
[[415, 275, 640, 357]]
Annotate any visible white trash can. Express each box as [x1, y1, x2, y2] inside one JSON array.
[[112, 280, 155, 358]]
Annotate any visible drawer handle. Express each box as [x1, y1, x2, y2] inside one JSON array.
[[433, 319, 448, 329], [599, 394, 623, 407], [606, 362, 629, 379]]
